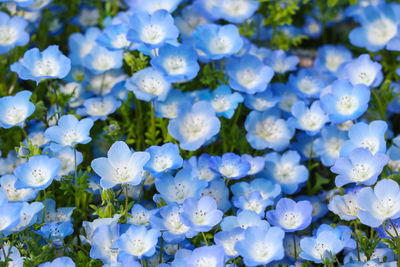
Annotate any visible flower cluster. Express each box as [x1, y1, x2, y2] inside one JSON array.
[[1, 0, 400, 266]]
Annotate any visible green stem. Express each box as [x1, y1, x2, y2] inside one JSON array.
[[42, 189, 47, 222], [353, 221, 360, 261], [159, 234, 164, 263], [124, 185, 129, 223], [137, 178, 146, 203], [201, 232, 209, 246], [371, 89, 386, 120], [74, 148, 80, 209], [293, 232, 297, 262]]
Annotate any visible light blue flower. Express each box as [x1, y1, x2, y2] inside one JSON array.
[[340, 120, 387, 157], [150, 44, 200, 82], [0, 195, 23, 233], [83, 45, 123, 74], [0, 245, 25, 267], [213, 0, 259, 23], [233, 191, 273, 217], [81, 214, 121, 244], [150, 203, 191, 243], [175, 5, 209, 38], [0, 174, 39, 201], [264, 49, 299, 74], [44, 114, 94, 150], [10, 45, 71, 84], [129, 204, 157, 227], [96, 24, 132, 51], [262, 150, 308, 195], [349, 5, 399, 52], [221, 210, 269, 231], [244, 108, 295, 151], [68, 27, 101, 66], [144, 143, 183, 177], [266, 198, 313, 232], [5, 201, 43, 235], [337, 54, 382, 87], [125, 0, 182, 14], [214, 228, 244, 258], [313, 125, 347, 166], [314, 224, 356, 250], [231, 178, 281, 201], [209, 152, 250, 180], [192, 23, 243, 60], [38, 257, 75, 267], [303, 15, 322, 39], [331, 148, 388, 187], [240, 154, 264, 176], [288, 100, 329, 136], [235, 225, 285, 266], [328, 186, 361, 221], [127, 10, 179, 50], [125, 67, 171, 102], [180, 196, 223, 234], [76, 95, 121, 121], [91, 141, 150, 189], [357, 179, 400, 227], [168, 101, 220, 151], [209, 85, 243, 119], [314, 45, 352, 74], [184, 245, 225, 267], [13, 155, 61, 190], [0, 90, 35, 129], [244, 87, 282, 112], [155, 167, 207, 204], [90, 223, 120, 265], [154, 89, 192, 119], [320, 80, 370, 124], [184, 153, 220, 182], [201, 179, 231, 212], [226, 54, 274, 94], [288, 68, 326, 98], [37, 221, 74, 240], [113, 225, 160, 259], [0, 11, 29, 54]]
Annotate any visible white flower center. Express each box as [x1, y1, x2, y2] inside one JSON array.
[[298, 78, 318, 95], [137, 76, 165, 96], [325, 54, 344, 72], [236, 68, 260, 89], [279, 211, 303, 229], [325, 137, 344, 158], [165, 211, 189, 234], [254, 117, 283, 142], [299, 111, 325, 131], [61, 129, 82, 146], [274, 163, 296, 184], [111, 33, 130, 49], [243, 199, 263, 214], [0, 26, 18, 46], [140, 25, 164, 44], [163, 56, 187, 75], [3, 105, 28, 125], [194, 257, 217, 267], [152, 155, 172, 172], [211, 95, 230, 112], [366, 18, 397, 46], [192, 209, 208, 225], [30, 168, 49, 185], [218, 164, 239, 178], [179, 114, 210, 142], [80, 42, 95, 57], [209, 36, 233, 54], [252, 242, 272, 262], [92, 54, 115, 71], [360, 137, 379, 154], [33, 58, 60, 77], [131, 211, 150, 226], [87, 99, 114, 116], [350, 163, 374, 182], [336, 95, 359, 115]]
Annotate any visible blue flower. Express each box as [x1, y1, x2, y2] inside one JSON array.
[[150, 44, 200, 82], [68, 27, 101, 66], [328, 187, 361, 221], [209, 152, 250, 180], [82, 214, 121, 244], [303, 15, 322, 39], [184, 153, 220, 182], [13, 155, 61, 190], [0, 90, 35, 129], [83, 45, 123, 74], [266, 198, 313, 232], [233, 191, 273, 217], [37, 221, 74, 240], [154, 89, 192, 119], [76, 95, 121, 121], [314, 224, 356, 250], [300, 227, 345, 263], [262, 150, 308, 195], [90, 223, 120, 265], [38, 257, 75, 267], [168, 101, 220, 151], [244, 108, 294, 151], [192, 24, 243, 60], [314, 45, 352, 74], [340, 120, 387, 157], [129, 204, 157, 227], [44, 114, 94, 150], [221, 210, 269, 231], [244, 87, 282, 112], [235, 226, 285, 266], [313, 125, 348, 166], [214, 228, 244, 258], [125, 67, 171, 102], [349, 5, 399, 52], [288, 68, 326, 98], [264, 49, 299, 74], [10, 45, 71, 84], [213, 0, 259, 23], [337, 54, 382, 87], [0, 196, 23, 233], [113, 225, 160, 259], [288, 101, 329, 136], [155, 167, 207, 204], [241, 154, 264, 176], [184, 245, 225, 267], [91, 141, 150, 189], [144, 143, 183, 177], [125, 0, 182, 14], [201, 179, 231, 212], [331, 148, 388, 187], [127, 10, 179, 50], [357, 179, 400, 227], [96, 24, 132, 51], [5, 201, 44, 235], [209, 85, 243, 119], [0, 11, 29, 54], [226, 54, 274, 94], [180, 196, 223, 235], [231, 178, 281, 201], [150, 203, 191, 242], [320, 80, 370, 124], [0, 245, 25, 266], [0, 174, 39, 201]]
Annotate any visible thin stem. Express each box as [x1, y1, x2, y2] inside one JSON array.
[[141, 259, 147, 267], [293, 232, 297, 262], [74, 148, 80, 209], [159, 233, 164, 263], [137, 177, 146, 203], [51, 83, 61, 120], [124, 184, 129, 223], [388, 220, 400, 267], [371, 89, 386, 120], [201, 232, 209, 246], [42, 189, 47, 223], [353, 221, 360, 261], [1, 241, 6, 261]]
